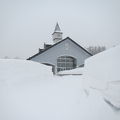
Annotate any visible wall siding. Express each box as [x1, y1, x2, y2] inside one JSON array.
[[30, 38, 91, 72]]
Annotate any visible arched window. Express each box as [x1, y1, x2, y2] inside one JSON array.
[[57, 56, 76, 72]]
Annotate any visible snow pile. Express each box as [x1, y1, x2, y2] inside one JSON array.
[[103, 81, 120, 110], [0, 59, 120, 120], [0, 59, 53, 82], [83, 45, 120, 109], [58, 67, 83, 75]]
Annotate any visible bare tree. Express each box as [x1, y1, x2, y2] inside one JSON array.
[[87, 46, 106, 55]]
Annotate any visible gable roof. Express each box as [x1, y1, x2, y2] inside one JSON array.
[[27, 37, 92, 60]]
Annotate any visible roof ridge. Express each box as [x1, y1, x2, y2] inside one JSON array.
[[27, 37, 92, 60]]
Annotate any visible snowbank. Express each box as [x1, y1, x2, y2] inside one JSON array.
[[83, 45, 120, 109], [103, 81, 120, 109], [0, 59, 120, 120], [0, 59, 53, 82], [84, 45, 120, 89], [58, 67, 83, 75]]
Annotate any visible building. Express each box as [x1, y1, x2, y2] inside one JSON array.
[[27, 23, 92, 74]]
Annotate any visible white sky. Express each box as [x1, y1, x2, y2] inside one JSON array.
[[0, 0, 120, 59]]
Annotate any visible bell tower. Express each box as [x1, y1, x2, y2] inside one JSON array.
[[52, 23, 63, 43]]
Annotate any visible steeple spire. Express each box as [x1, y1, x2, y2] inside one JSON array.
[[54, 22, 61, 32], [52, 23, 63, 43]]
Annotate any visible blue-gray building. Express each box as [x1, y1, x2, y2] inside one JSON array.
[[27, 23, 92, 74]]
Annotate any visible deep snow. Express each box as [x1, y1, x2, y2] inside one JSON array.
[[83, 45, 120, 110], [58, 67, 83, 75], [0, 58, 120, 120], [84, 45, 120, 89]]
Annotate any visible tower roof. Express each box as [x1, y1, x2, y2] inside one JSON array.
[[54, 22, 61, 32]]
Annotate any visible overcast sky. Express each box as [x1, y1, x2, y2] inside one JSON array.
[[0, 0, 120, 59]]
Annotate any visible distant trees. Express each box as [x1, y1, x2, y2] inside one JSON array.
[[87, 46, 106, 55], [3, 56, 21, 59], [4, 56, 9, 59]]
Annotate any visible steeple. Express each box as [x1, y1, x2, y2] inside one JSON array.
[[54, 22, 61, 32], [52, 23, 63, 43]]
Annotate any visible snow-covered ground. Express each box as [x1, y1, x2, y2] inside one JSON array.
[[83, 45, 120, 89], [0, 45, 120, 120], [58, 67, 83, 75], [83, 45, 120, 110]]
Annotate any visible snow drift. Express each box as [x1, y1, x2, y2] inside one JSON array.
[[84, 45, 120, 88], [58, 67, 83, 75], [0, 59, 53, 81], [0, 59, 120, 120], [83, 45, 120, 110]]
